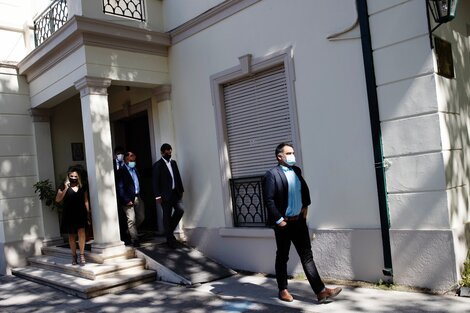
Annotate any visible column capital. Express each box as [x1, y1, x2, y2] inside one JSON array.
[[74, 76, 112, 97], [29, 108, 51, 122], [153, 84, 171, 102]]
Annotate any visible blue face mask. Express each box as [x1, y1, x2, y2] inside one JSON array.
[[128, 162, 136, 168], [285, 155, 296, 166]]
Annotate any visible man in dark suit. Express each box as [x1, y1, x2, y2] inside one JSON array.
[[113, 146, 125, 172], [116, 151, 145, 247], [113, 146, 128, 243], [152, 143, 184, 248], [263, 142, 341, 303]]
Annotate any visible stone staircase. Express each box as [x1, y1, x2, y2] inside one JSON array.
[[12, 245, 156, 299]]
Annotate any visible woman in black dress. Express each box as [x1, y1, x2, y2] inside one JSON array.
[[55, 167, 90, 265]]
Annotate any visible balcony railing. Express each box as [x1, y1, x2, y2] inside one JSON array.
[[34, 0, 68, 47], [103, 0, 146, 21], [229, 176, 268, 227]]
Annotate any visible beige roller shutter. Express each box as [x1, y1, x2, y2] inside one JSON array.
[[223, 65, 292, 177]]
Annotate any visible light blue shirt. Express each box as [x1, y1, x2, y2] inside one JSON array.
[[281, 165, 302, 217], [125, 164, 140, 195]]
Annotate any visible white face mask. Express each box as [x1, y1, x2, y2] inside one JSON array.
[[117, 154, 124, 162], [285, 154, 296, 166]]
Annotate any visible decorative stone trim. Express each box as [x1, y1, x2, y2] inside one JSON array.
[[74, 76, 112, 98], [153, 85, 171, 102], [18, 15, 170, 81], [169, 0, 262, 44], [29, 108, 52, 122], [238, 54, 252, 75]]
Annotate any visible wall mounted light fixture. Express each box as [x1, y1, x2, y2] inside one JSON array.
[[426, 0, 459, 48]]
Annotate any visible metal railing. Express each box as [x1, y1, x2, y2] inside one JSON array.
[[103, 0, 146, 21], [34, 0, 68, 47], [229, 176, 268, 227]]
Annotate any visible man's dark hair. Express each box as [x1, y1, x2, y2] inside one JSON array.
[[114, 146, 125, 154], [160, 143, 172, 153], [275, 142, 293, 157], [125, 151, 135, 158]]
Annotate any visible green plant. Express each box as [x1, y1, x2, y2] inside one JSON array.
[[33, 179, 60, 211], [375, 279, 394, 290], [461, 251, 470, 287]]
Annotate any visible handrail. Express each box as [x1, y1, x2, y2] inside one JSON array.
[[33, 0, 68, 47]]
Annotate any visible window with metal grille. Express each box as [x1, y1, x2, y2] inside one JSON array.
[[102, 0, 146, 21], [223, 64, 295, 227]]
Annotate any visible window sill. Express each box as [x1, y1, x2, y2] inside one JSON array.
[[219, 227, 273, 238]]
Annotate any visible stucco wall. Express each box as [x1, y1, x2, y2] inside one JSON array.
[[368, 0, 465, 289], [0, 0, 49, 62], [168, 0, 384, 283], [0, 66, 43, 274], [431, 0, 470, 281], [162, 0, 225, 31], [170, 0, 380, 229]]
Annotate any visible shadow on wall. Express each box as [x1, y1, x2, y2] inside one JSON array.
[[442, 21, 470, 253]]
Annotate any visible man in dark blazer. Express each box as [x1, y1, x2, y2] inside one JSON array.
[[116, 151, 145, 247], [113, 146, 128, 243], [152, 143, 184, 247], [263, 142, 341, 303]]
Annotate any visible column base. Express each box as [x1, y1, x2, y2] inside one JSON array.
[[43, 236, 65, 247], [91, 241, 127, 258]]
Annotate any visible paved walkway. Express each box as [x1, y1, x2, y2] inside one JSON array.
[[1, 274, 470, 312]]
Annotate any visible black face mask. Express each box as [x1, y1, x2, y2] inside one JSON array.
[[163, 154, 171, 161], [69, 178, 78, 184]]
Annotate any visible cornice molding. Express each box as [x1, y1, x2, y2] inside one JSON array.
[[18, 15, 170, 82], [74, 76, 112, 98], [153, 84, 171, 102], [30, 108, 52, 122], [169, 0, 262, 44]]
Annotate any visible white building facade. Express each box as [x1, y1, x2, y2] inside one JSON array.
[[0, 0, 469, 291]]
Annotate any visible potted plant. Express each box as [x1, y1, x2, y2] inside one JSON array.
[[33, 179, 62, 212]]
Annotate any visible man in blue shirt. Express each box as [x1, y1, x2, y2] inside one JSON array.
[[117, 151, 145, 247], [263, 143, 341, 303]]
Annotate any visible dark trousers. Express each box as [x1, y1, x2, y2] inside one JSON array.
[[273, 218, 325, 294], [162, 190, 184, 241]]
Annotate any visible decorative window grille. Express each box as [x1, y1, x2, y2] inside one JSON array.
[[34, 0, 68, 47], [230, 176, 266, 227], [102, 0, 146, 21], [223, 65, 294, 227]]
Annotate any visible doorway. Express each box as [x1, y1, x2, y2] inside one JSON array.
[[113, 111, 156, 232]]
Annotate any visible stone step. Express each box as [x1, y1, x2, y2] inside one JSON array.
[[28, 255, 146, 280], [41, 246, 135, 264], [12, 266, 156, 299]]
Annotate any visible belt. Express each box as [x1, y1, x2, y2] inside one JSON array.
[[284, 215, 300, 222]]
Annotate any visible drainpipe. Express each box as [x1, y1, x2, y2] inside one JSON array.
[[356, 0, 393, 277]]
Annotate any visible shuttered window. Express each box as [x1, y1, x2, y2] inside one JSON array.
[[223, 65, 293, 178]]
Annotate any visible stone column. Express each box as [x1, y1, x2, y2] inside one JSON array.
[[74, 76, 125, 256], [30, 109, 63, 246], [152, 85, 184, 239]]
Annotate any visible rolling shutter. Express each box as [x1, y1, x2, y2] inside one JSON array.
[[223, 65, 292, 177]]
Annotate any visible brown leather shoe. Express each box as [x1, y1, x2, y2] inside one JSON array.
[[278, 289, 294, 302], [317, 287, 342, 303]]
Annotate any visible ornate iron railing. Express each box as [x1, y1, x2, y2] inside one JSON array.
[[229, 176, 268, 227], [103, 0, 146, 21], [34, 0, 68, 47]]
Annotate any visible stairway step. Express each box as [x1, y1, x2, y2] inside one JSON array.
[[41, 246, 135, 263], [12, 266, 156, 299], [28, 255, 146, 280]]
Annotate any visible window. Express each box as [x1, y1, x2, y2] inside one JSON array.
[[211, 47, 300, 227], [102, 0, 146, 21]]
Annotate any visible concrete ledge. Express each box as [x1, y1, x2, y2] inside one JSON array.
[[219, 227, 273, 238]]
